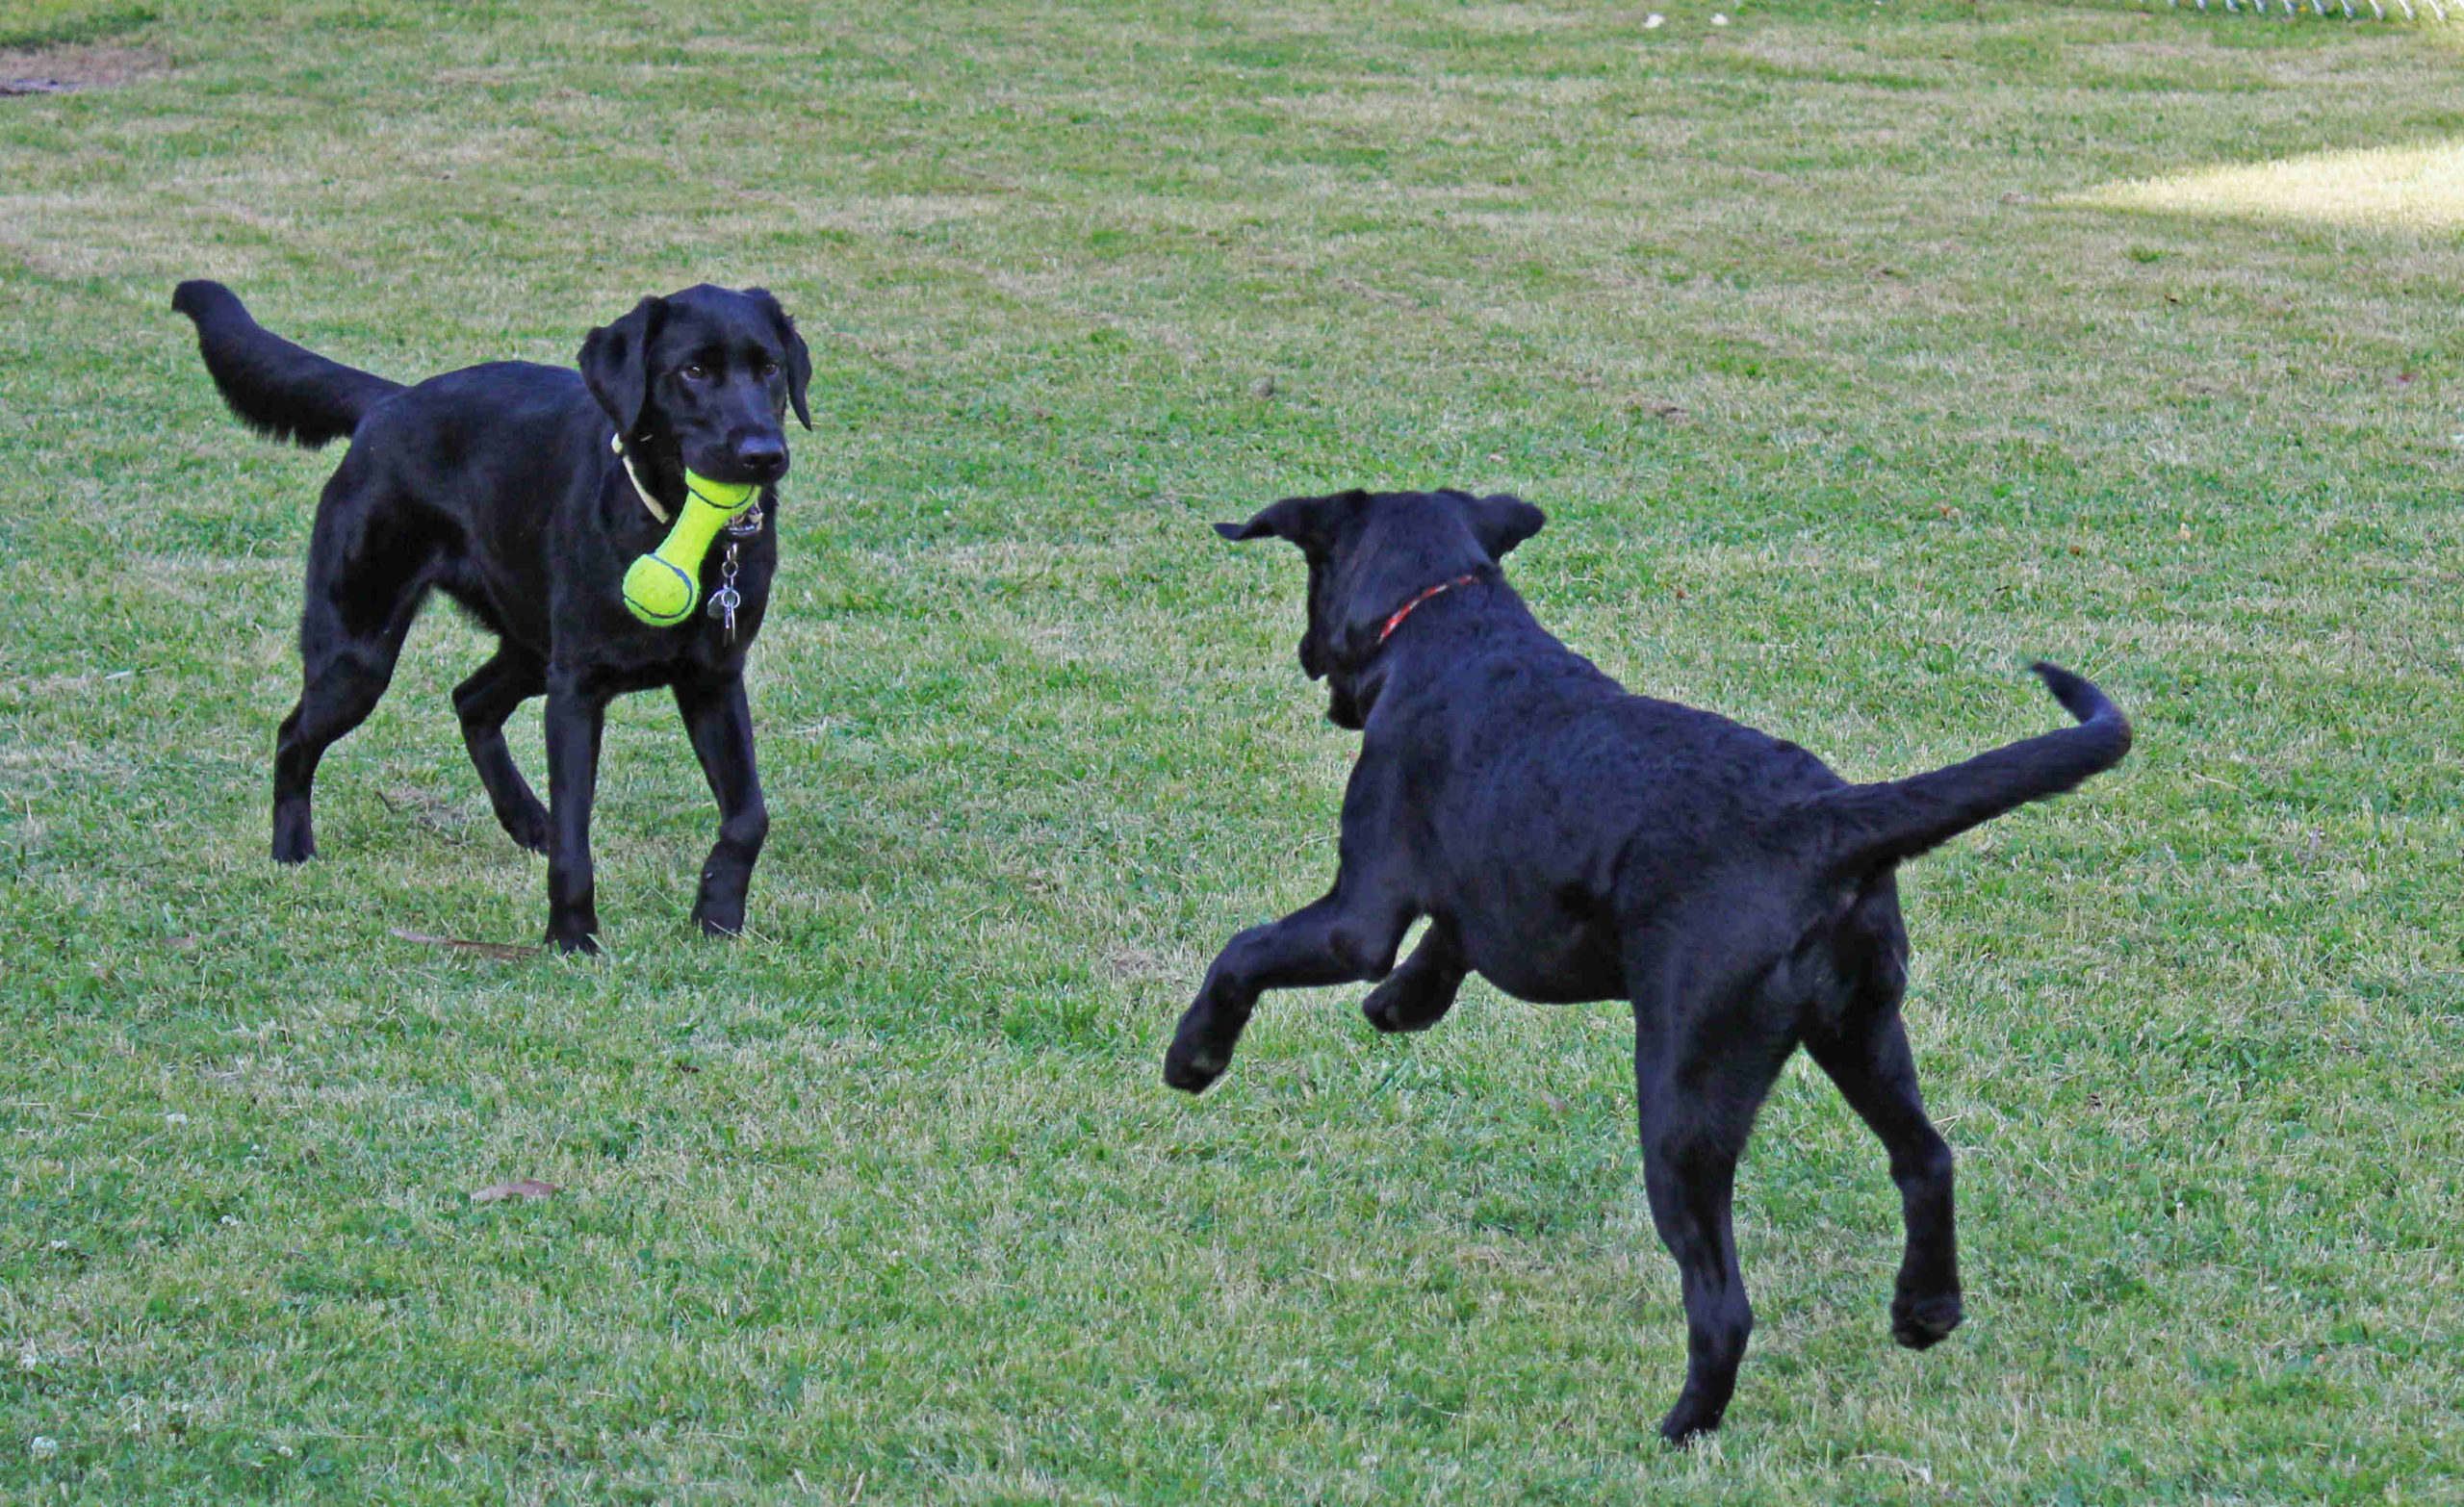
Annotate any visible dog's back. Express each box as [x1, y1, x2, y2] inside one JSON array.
[[1381, 615, 1865, 997], [343, 362, 604, 512], [174, 286, 626, 642], [1391, 593, 2122, 868], [1356, 571, 2127, 1006], [174, 284, 598, 525]]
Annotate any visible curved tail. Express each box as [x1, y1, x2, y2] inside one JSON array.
[[171, 280, 404, 448], [1799, 663, 2131, 875]]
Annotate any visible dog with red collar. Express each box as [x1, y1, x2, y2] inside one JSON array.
[[1165, 487, 2130, 1444]]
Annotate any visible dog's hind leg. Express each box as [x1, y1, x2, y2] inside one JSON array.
[[1361, 919, 1466, 1034], [453, 645, 549, 854], [1630, 935, 1802, 1445], [273, 499, 427, 862], [275, 635, 408, 861], [1802, 883, 1962, 1350], [1806, 1008, 1961, 1350], [1165, 879, 1416, 1093], [674, 671, 768, 938]]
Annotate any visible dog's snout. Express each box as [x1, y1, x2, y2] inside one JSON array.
[[733, 435, 788, 479]]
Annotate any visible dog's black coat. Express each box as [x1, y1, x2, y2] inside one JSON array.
[[1164, 489, 2131, 1443], [172, 279, 813, 953]]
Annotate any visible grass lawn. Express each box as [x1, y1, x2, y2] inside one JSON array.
[[3, 1, 2460, 1500]]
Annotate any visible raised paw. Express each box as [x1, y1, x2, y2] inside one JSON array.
[[499, 799, 550, 855], [1162, 1043, 1226, 1095], [1361, 975, 1454, 1034]]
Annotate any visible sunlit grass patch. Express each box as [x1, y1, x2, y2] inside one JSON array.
[[2073, 136, 2464, 233]]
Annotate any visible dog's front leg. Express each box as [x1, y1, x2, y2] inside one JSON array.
[[1165, 884, 1413, 1093], [674, 672, 768, 938], [542, 677, 610, 955]]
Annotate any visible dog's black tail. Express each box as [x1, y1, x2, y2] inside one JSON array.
[[1798, 663, 2130, 876], [171, 280, 404, 449]]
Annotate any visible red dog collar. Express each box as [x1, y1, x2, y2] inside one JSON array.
[[1377, 575, 1480, 646]]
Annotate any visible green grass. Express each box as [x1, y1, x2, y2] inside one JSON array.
[[0, 1, 152, 52], [3, 1, 2460, 1501]]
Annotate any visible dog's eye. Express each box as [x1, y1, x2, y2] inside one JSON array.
[[681, 363, 709, 382], [758, 361, 780, 380]]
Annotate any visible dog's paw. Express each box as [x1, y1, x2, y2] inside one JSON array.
[[1657, 1401, 1723, 1448], [1361, 978, 1452, 1034], [1370, 984, 1439, 1029], [1891, 1291, 1964, 1350], [1162, 1048, 1224, 1095], [270, 811, 316, 863], [693, 908, 746, 939], [499, 800, 549, 855], [545, 926, 601, 957]]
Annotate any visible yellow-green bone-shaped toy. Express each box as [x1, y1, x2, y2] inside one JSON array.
[[621, 471, 758, 627]]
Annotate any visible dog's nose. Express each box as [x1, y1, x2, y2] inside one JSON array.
[[733, 436, 787, 480]]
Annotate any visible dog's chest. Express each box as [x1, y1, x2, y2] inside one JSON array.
[[559, 540, 776, 690]]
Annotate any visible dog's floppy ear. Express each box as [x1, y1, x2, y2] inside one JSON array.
[[744, 287, 812, 431], [1213, 490, 1367, 550], [1465, 492, 1546, 562], [579, 295, 666, 439]]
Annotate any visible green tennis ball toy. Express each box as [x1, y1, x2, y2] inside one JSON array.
[[621, 472, 759, 627]]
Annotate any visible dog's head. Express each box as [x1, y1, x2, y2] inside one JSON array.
[[579, 285, 813, 488], [1216, 488, 1545, 728]]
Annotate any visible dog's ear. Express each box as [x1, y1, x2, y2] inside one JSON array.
[[744, 287, 812, 431], [1465, 492, 1546, 562], [579, 295, 666, 439], [1214, 490, 1367, 550]]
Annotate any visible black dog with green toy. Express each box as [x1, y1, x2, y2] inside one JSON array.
[[172, 278, 810, 954]]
